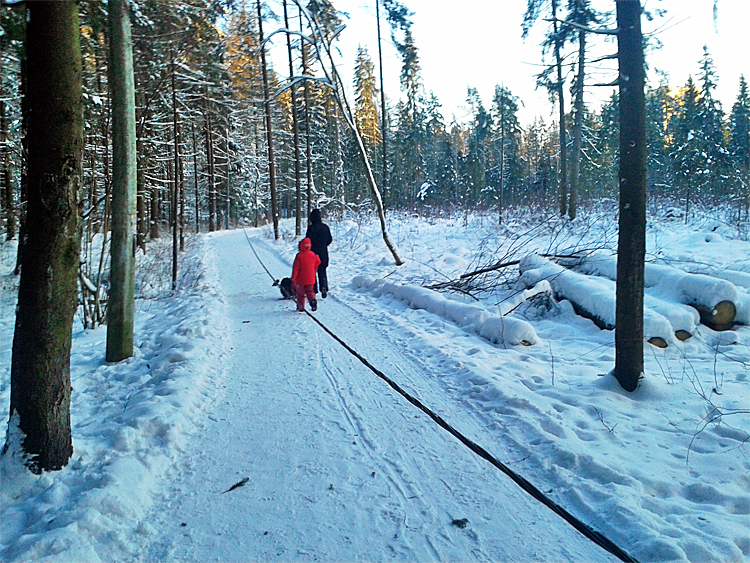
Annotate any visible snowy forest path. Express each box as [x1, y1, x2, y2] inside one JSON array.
[[137, 229, 618, 562]]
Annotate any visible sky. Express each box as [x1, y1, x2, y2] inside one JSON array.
[[327, 0, 750, 126]]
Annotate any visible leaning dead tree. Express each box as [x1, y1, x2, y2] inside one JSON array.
[[266, 1, 404, 266]]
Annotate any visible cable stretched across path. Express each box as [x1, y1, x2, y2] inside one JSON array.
[[242, 228, 638, 563]]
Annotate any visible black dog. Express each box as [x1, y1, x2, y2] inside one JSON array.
[[274, 277, 294, 300]]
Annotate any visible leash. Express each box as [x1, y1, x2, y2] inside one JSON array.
[[243, 226, 281, 287], [241, 228, 638, 563]]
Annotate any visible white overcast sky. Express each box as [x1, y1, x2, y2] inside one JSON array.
[[317, 0, 749, 126]]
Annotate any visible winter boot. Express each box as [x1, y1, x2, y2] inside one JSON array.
[[310, 300, 318, 312]]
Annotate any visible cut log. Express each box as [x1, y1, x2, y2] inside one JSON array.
[[647, 336, 668, 349], [519, 254, 675, 345], [693, 300, 737, 332], [575, 250, 738, 331], [675, 329, 692, 342]]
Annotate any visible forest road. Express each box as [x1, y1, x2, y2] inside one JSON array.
[[137, 229, 619, 562]]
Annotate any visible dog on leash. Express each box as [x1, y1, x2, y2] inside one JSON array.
[[274, 277, 294, 300]]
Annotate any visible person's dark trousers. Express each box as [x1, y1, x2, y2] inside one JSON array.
[[316, 265, 329, 297]]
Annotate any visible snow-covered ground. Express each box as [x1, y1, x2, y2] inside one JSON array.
[[1, 208, 748, 562]]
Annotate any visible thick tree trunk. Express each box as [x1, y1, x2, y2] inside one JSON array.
[[106, 0, 137, 363], [614, 0, 647, 392], [258, 0, 279, 239], [10, 2, 82, 472]]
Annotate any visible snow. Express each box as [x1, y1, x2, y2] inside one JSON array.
[[1, 210, 749, 562]]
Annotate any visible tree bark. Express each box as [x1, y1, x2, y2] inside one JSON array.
[[614, 0, 647, 392], [192, 121, 199, 233], [1, 98, 16, 240], [285, 0, 303, 235], [568, 28, 586, 220], [14, 58, 28, 275], [258, 0, 279, 239], [10, 1, 82, 472], [106, 0, 137, 363], [551, 0, 568, 217], [206, 101, 216, 232], [376, 0, 388, 202], [171, 56, 180, 290], [300, 13, 314, 215]]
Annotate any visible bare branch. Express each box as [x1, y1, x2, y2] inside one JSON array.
[[544, 17, 618, 35]]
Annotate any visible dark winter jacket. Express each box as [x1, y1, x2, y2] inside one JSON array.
[[292, 238, 321, 286], [305, 209, 333, 268]]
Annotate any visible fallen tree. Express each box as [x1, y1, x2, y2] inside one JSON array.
[[519, 254, 696, 346], [570, 250, 738, 331]]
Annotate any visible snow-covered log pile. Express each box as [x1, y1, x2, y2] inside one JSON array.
[[571, 250, 743, 330], [352, 275, 540, 347], [519, 254, 681, 346]]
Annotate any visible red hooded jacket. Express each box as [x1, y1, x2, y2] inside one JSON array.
[[292, 238, 321, 286]]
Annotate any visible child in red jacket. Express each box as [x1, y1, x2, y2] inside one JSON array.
[[292, 238, 321, 312]]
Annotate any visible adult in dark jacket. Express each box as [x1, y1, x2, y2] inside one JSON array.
[[305, 208, 333, 297]]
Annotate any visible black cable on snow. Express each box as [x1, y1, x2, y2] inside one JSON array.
[[243, 227, 278, 283], [242, 229, 639, 563]]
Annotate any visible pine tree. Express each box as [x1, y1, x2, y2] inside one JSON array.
[[354, 46, 381, 155], [491, 85, 523, 222], [645, 82, 673, 200], [729, 75, 750, 216], [464, 87, 491, 206], [671, 76, 703, 218], [696, 46, 728, 204], [392, 28, 426, 206], [523, 0, 570, 217]]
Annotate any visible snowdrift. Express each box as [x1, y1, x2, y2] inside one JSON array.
[[352, 275, 540, 347]]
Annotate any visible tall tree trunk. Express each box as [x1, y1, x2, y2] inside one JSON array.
[[14, 57, 28, 275], [258, 0, 279, 239], [498, 97, 505, 225], [376, 0, 388, 202], [171, 57, 179, 290], [136, 101, 148, 252], [614, 0, 647, 392], [180, 138, 185, 251], [206, 102, 216, 232], [551, 0, 568, 217], [285, 0, 303, 235], [149, 186, 159, 239], [10, 1, 82, 472], [192, 121, 199, 233], [333, 104, 345, 216], [1, 98, 15, 240], [569, 28, 586, 221], [300, 13, 314, 215], [107, 0, 137, 363], [224, 128, 230, 230], [136, 133, 147, 252]]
